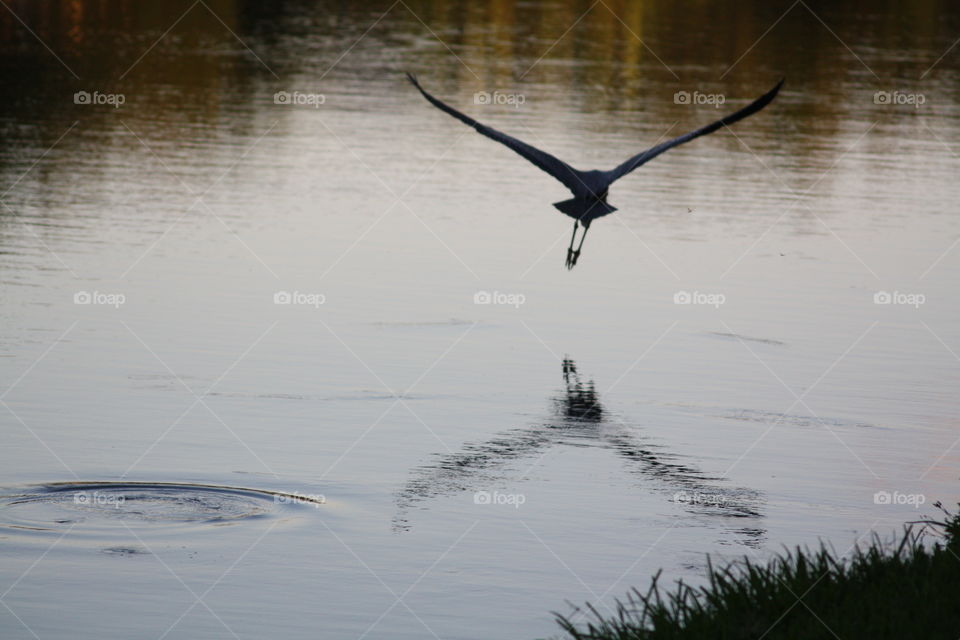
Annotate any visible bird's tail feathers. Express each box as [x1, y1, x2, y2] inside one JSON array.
[[553, 198, 618, 220]]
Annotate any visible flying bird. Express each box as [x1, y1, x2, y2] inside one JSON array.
[[406, 73, 784, 268]]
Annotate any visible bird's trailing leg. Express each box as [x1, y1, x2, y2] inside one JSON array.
[[565, 221, 579, 269], [566, 221, 589, 269]]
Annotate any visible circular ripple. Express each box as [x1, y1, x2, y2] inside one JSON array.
[[0, 482, 325, 535]]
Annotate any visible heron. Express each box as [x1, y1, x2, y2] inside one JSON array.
[[406, 73, 784, 268]]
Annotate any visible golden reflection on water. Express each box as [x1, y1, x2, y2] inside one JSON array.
[[2, 1, 957, 98], [0, 0, 958, 248]]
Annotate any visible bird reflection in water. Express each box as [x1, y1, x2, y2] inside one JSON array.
[[394, 358, 764, 547], [559, 358, 602, 421]]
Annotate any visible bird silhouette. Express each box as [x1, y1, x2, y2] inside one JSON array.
[[406, 74, 784, 268]]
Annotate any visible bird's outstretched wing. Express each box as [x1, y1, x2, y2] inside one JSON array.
[[604, 79, 784, 184], [406, 73, 587, 196]]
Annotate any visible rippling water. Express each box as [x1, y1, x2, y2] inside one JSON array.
[[1, 482, 324, 536], [1, 1, 959, 638]]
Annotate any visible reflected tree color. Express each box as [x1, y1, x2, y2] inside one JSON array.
[[1, 0, 957, 197]]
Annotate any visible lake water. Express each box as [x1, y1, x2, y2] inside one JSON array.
[[1, 1, 959, 638]]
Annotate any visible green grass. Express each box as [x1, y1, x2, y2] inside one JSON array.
[[554, 502, 960, 640]]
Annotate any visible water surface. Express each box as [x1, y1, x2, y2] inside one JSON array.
[[2, 1, 959, 638]]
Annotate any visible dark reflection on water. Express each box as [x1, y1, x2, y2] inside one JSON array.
[[2, 0, 958, 181], [1, 0, 958, 260], [0, 0, 956, 281], [394, 358, 764, 546], [559, 358, 602, 421]]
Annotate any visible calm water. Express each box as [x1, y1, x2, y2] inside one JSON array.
[[2, 1, 959, 638]]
